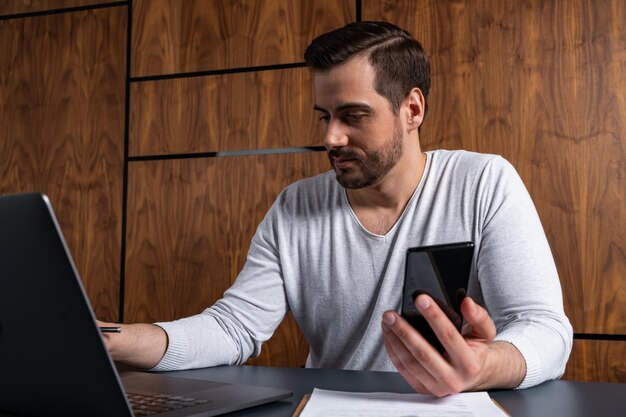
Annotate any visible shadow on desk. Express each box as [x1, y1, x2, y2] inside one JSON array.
[[1, 366, 624, 417], [162, 365, 626, 417]]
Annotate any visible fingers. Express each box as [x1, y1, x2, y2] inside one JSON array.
[[382, 310, 462, 397], [96, 319, 123, 352], [97, 319, 120, 328], [382, 312, 434, 394], [409, 295, 480, 392], [415, 295, 468, 357], [419, 295, 493, 380], [382, 331, 430, 394]]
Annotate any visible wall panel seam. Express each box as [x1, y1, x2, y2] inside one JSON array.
[[573, 334, 626, 341], [118, 0, 132, 322]]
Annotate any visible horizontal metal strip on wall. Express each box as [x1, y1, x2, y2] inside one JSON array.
[[128, 146, 326, 162], [130, 62, 308, 83], [0, 1, 127, 20]]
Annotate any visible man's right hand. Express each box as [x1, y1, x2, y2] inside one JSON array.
[[96, 320, 169, 370]]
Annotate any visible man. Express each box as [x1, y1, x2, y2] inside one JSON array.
[[102, 21, 572, 396]]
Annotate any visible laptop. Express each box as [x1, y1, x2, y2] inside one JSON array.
[[0, 192, 292, 417]]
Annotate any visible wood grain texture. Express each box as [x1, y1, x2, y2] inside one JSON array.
[[130, 68, 322, 156], [130, 0, 355, 77], [563, 340, 626, 382], [124, 152, 330, 366], [0, 7, 126, 321], [364, 0, 626, 334], [0, 0, 114, 16]]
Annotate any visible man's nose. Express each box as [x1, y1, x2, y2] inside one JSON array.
[[323, 120, 348, 150]]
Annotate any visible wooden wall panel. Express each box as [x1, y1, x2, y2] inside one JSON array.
[[364, 0, 626, 336], [0, 0, 114, 16], [0, 7, 126, 320], [130, 0, 355, 77], [563, 340, 626, 382], [124, 152, 329, 366], [130, 68, 322, 156]]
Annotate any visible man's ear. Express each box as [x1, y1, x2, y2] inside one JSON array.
[[404, 87, 425, 133]]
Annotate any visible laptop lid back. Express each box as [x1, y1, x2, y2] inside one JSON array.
[[0, 192, 133, 417]]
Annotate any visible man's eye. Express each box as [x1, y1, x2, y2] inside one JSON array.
[[345, 113, 366, 122], [318, 114, 330, 123]]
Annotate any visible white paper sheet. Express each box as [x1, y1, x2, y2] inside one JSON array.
[[298, 388, 508, 417]]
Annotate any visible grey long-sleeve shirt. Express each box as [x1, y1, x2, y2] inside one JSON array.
[[153, 149, 573, 389]]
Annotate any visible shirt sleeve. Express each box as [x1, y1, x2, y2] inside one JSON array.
[[150, 201, 289, 371], [476, 157, 573, 389]]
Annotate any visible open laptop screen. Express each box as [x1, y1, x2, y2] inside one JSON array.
[[0, 193, 291, 417]]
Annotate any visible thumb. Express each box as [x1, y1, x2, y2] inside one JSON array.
[[460, 297, 496, 341]]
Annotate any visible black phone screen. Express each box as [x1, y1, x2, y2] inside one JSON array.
[[401, 242, 474, 353]]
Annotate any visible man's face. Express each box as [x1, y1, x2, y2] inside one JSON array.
[[313, 56, 405, 189]]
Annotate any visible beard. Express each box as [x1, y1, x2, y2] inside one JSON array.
[[328, 121, 404, 189]]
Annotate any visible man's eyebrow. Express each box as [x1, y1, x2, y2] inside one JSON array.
[[313, 102, 373, 113]]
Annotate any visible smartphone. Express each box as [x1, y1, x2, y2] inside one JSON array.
[[401, 242, 474, 353]]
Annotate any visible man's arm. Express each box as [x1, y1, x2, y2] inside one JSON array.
[[382, 294, 526, 397], [98, 320, 168, 369]]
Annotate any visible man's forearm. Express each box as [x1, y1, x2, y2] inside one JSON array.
[[103, 323, 168, 370], [472, 341, 526, 391]]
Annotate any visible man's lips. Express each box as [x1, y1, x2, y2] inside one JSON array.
[[332, 156, 358, 169], [328, 149, 362, 171]]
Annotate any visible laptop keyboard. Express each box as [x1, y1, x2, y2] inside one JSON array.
[[127, 392, 210, 416]]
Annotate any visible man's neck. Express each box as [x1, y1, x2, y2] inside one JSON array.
[[346, 149, 427, 235]]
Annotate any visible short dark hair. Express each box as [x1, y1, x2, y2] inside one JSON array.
[[304, 21, 431, 115]]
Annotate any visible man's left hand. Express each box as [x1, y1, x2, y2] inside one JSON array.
[[382, 294, 525, 397]]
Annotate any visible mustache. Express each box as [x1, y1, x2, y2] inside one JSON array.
[[328, 148, 363, 161]]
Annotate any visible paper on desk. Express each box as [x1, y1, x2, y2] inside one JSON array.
[[298, 388, 508, 417]]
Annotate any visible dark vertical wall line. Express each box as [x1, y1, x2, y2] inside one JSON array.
[[119, 0, 133, 323], [356, 0, 362, 22]]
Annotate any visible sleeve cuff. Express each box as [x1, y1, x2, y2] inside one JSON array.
[[494, 330, 543, 389], [149, 322, 189, 372]]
